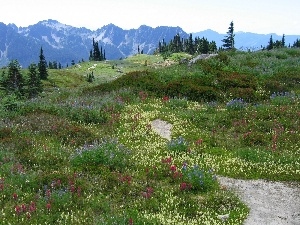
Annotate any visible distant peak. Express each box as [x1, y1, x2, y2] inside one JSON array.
[[39, 19, 60, 24]]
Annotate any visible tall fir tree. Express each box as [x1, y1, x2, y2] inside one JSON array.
[[90, 38, 105, 61], [281, 34, 285, 47], [222, 21, 235, 50], [27, 63, 43, 98], [187, 33, 194, 55], [267, 35, 274, 50], [38, 47, 48, 80]]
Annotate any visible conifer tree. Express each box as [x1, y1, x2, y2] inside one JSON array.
[[209, 41, 217, 53], [281, 34, 285, 47], [38, 47, 48, 80], [0, 70, 7, 91], [187, 33, 194, 54], [293, 38, 300, 47], [222, 21, 235, 50], [5, 60, 24, 96], [267, 35, 274, 50], [27, 63, 42, 98]]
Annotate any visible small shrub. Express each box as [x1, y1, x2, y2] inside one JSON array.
[[182, 164, 218, 192], [86, 71, 95, 83], [226, 98, 247, 110], [167, 136, 189, 154], [71, 138, 131, 172], [241, 131, 269, 147], [270, 91, 298, 105], [236, 148, 272, 163], [165, 97, 188, 109]]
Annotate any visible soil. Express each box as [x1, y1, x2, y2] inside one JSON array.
[[218, 176, 300, 225], [151, 119, 300, 225]]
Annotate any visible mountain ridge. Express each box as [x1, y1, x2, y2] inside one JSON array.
[[0, 19, 299, 67]]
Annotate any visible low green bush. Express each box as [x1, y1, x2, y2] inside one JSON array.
[[71, 139, 131, 172]]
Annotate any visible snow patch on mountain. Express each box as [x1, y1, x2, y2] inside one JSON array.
[[41, 19, 71, 31], [42, 36, 62, 49], [102, 37, 113, 45]]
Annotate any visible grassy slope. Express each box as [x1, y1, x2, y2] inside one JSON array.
[[0, 49, 299, 224]]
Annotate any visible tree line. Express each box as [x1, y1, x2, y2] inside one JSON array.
[[266, 34, 300, 50], [0, 47, 47, 99], [155, 33, 218, 57], [155, 21, 235, 58]]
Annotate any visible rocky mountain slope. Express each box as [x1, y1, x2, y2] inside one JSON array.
[[0, 19, 299, 67]]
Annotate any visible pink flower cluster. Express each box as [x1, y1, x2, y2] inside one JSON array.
[[180, 182, 192, 191], [15, 201, 36, 219]]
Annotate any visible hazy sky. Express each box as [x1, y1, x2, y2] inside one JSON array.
[[1, 0, 300, 35]]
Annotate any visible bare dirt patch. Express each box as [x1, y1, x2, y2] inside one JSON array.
[[218, 177, 300, 225]]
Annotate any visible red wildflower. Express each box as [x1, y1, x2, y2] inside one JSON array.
[[161, 156, 172, 164], [70, 184, 76, 193], [29, 202, 36, 212], [142, 187, 154, 199], [13, 192, 18, 200], [128, 217, 134, 225], [162, 96, 169, 102], [195, 138, 203, 145], [170, 164, 177, 172], [180, 182, 192, 191], [15, 205, 22, 215], [46, 202, 51, 211], [46, 189, 51, 198], [21, 203, 27, 212], [77, 186, 81, 197], [173, 171, 183, 180]]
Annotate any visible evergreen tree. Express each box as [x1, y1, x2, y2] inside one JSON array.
[[27, 63, 43, 98], [209, 41, 217, 53], [5, 60, 24, 96], [267, 35, 274, 50], [0, 70, 7, 91], [222, 21, 235, 50], [90, 38, 106, 61], [53, 61, 58, 69], [48, 61, 53, 69], [274, 40, 282, 48], [282, 34, 285, 47], [89, 50, 93, 60], [293, 38, 300, 47], [38, 47, 48, 80], [187, 33, 194, 54]]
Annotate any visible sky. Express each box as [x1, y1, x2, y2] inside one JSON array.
[[1, 0, 300, 35]]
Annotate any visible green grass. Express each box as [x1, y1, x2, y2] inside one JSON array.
[[0, 49, 299, 224]]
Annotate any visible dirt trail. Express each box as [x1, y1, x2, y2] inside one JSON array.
[[218, 176, 300, 225], [151, 119, 300, 225]]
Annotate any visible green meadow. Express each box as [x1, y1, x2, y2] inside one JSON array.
[[0, 48, 299, 224]]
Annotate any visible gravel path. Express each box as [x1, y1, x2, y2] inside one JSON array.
[[218, 176, 300, 225], [151, 119, 300, 225]]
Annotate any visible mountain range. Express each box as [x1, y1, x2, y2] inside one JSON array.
[[0, 19, 299, 68]]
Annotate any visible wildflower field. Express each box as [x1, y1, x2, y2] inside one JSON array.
[[0, 49, 299, 224]]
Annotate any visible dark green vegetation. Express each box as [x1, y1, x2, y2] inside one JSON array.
[[0, 48, 299, 224]]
